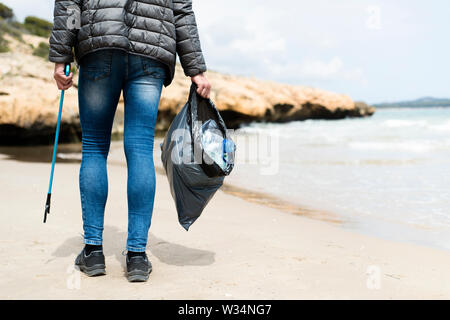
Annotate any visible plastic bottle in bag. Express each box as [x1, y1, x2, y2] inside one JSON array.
[[201, 119, 227, 170], [223, 138, 236, 166]]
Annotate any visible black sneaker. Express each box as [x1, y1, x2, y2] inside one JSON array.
[[126, 253, 152, 282], [75, 248, 106, 277]]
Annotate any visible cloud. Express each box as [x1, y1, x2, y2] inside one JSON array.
[[194, 0, 371, 87], [230, 33, 286, 56], [267, 57, 367, 85], [299, 57, 344, 79]]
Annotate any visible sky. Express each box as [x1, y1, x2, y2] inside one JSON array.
[[3, 0, 450, 104]]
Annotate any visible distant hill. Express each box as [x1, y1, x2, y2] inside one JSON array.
[[374, 97, 450, 109]]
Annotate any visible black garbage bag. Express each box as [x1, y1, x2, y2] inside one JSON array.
[[161, 84, 236, 230]]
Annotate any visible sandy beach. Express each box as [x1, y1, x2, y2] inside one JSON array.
[[0, 142, 450, 300]]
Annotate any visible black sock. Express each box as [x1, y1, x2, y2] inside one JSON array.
[[127, 251, 146, 258], [84, 244, 103, 255]]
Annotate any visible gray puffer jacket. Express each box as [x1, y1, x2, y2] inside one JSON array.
[[49, 0, 206, 86]]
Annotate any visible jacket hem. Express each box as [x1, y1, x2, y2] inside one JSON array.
[[76, 47, 175, 87], [49, 56, 74, 64], [184, 67, 207, 78]]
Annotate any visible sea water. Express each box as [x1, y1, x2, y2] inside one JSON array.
[[228, 108, 450, 250]]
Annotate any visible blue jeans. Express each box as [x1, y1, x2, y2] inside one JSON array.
[[78, 49, 166, 252]]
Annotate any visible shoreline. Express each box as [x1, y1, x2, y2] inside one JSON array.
[[219, 183, 343, 225], [0, 147, 450, 298]]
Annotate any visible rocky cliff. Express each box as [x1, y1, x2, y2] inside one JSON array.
[[0, 33, 375, 145]]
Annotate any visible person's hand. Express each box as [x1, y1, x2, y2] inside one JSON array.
[[54, 63, 73, 90], [191, 73, 211, 99]]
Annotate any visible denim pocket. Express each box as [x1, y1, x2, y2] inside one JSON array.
[[141, 56, 167, 80], [81, 50, 113, 81]]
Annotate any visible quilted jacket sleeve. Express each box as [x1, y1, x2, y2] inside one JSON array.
[[49, 0, 81, 63], [173, 0, 207, 77]]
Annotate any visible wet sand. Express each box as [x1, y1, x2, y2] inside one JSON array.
[[0, 145, 450, 299]]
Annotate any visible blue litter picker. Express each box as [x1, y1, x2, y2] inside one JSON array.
[[43, 64, 71, 223]]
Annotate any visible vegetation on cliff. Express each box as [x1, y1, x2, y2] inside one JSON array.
[[23, 16, 53, 38], [0, 2, 52, 53], [32, 42, 50, 59], [0, 3, 13, 20]]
